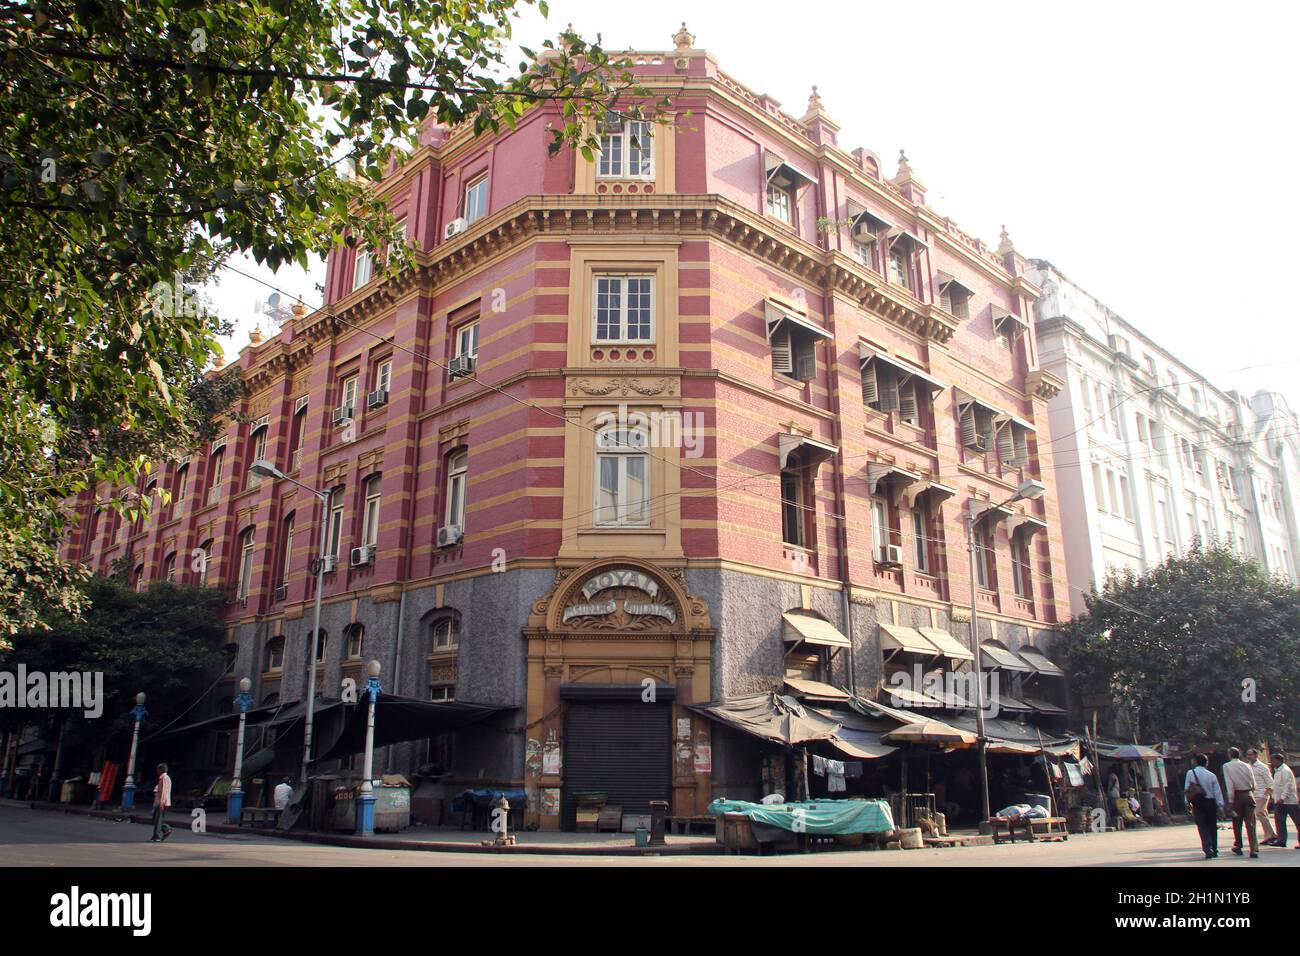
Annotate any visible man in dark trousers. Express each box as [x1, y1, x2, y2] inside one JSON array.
[[150, 763, 173, 842], [1184, 753, 1224, 859]]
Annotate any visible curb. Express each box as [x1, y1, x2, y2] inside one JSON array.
[[15, 800, 724, 856]]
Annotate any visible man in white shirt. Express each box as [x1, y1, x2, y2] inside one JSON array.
[[1246, 748, 1277, 845], [273, 777, 294, 811], [1184, 753, 1224, 859], [1268, 752, 1300, 848], [150, 763, 173, 842], [1222, 747, 1259, 858]]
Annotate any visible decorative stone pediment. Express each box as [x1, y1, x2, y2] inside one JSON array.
[[529, 559, 711, 634]]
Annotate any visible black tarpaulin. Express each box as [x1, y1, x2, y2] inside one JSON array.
[[316, 694, 509, 761]]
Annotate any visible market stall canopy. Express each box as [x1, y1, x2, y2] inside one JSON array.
[[687, 692, 842, 747], [1015, 646, 1064, 677], [993, 692, 1034, 714], [147, 698, 338, 741], [783, 610, 851, 649], [783, 677, 852, 703], [1021, 696, 1067, 716], [879, 682, 945, 709], [882, 719, 977, 747], [849, 694, 926, 727], [1095, 741, 1162, 760], [980, 639, 1033, 672], [879, 622, 939, 657], [946, 715, 1082, 759], [317, 695, 508, 762], [827, 728, 897, 760], [917, 626, 975, 661]]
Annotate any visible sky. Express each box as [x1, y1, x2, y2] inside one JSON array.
[[209, 0, 1300, 407]]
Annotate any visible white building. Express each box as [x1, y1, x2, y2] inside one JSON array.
[[1028, 259, 1300, 615]]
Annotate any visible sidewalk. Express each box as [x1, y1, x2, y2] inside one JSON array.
[[7, 799, 722, 856]]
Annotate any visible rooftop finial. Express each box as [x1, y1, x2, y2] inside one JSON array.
[[997, 225, 1016, 256], [249, 325, 264, 346], [673, 22, 695, 51], [808, 85, 823, 112]]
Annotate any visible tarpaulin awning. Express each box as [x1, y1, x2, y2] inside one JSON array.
[[1095, 740, 1162, 760], [783, 611, 851, 649], [880, 622, 939, 656], [918, 626, 975, 661], [687, 692, 841, 747], [879, 683, 944, 709], [783, 678, 852, 702], [882, 719, 977, 747], [1016, 646, 1064, 677], [1021, 696, 1067, 716], [994, 693, 1034, 713], [709, 797, 894, 835], [849, 694, 926, 726], [827, 728, 897, 759], [980, 640, 1033, 672], [946, 715, 1082, 758], [146, 699, 330, 742], [317, 694, 509, 762]]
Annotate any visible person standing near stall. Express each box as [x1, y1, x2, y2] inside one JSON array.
[[1184, 754, 1223, 860]]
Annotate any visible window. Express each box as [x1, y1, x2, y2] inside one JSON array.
[[595, 427, 649, 526], [454, 321, 479, 359], [853, 237, 877, 271], [597, 119, 653, 178], [429, 684, 456, 702], [1135, 413, 1150, 446], [341, 376, 359, 414], [445, 450, 468, 530], [912, 508, 930, 574], [314, 629, 328, 664], [1012, 530, 1032, 599], [279, 514, 295, 586], [263, 635, 284, 672], [958, 403, 997, 453], [290, 407, 307, 470], [463, 175, 489, 224], [766, 183, 792, 223], [237, 528, 256, 600], [163, 552, 176, 583], [197, 539, 212, 587], [352, 247, 373, 290], [1108, 392, 1121, 432], [771, 324, 818, 381], [222, 643, 238, 674], [1119, 475, 1132, 519], [973, 523, 993, 589], [1106, 470, 1119, 515], [871, 498, 889, 558], [327, 487, 345, 560], [1144, 354, 1157, 376], [780, 469, 806, 548], [996, 421, 1031, 468], [133, 564, 146, 592], [861, 359, 919, 422], [1092, 463, 1106, 512], [593, 275, 653, 343], [888, 246, 911, 292], [345, 623, 365, 659], [375, 359, 393, 394], [939, 280, 972, 320], [248, 426, 268, 485], [362, 475, 382, 548], [174, 465, 189, 511], [430, 616, 459, 652]]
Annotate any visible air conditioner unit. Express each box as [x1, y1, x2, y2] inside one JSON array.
[[437, 525, 464, 548], [331, 405, 353, 426], [444, 217, 468, 240], [879, 544, 904, 567], [274, 585, 288, 602], [366, 389, 388, 409], [350, 545, 375, 568], [448, 354, 477, 379], [319, 555, 338, 574]]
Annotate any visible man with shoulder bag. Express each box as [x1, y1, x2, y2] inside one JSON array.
[[1185, 753, 1224, 860]]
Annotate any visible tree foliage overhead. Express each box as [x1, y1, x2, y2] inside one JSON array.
[[0, 0, 661, 636], [0, 575, 228, 756], [1062, 542, 1300, 749]]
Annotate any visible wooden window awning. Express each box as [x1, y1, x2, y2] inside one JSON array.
[[765, 151, 819, 190]]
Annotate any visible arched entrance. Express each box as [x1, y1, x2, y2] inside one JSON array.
[[522, 559, 715, 831]]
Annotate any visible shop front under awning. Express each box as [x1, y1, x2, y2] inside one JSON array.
[[783, 610, 851, 649], [1016, 646, 1064, 677], [980, 639, 1033, 672], [317, 694, 509, 762], [687, 692, 841, 747]]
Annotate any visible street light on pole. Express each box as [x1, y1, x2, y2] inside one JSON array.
[[250, 459, 329, 794], [966, 478, 1044, 825], [121, 692, 147, 810], [357, 659, 383, 837], [227, 677, 254, 824]]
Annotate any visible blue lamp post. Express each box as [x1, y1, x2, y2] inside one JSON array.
[[120, 692, 147, 810], [227, 678, 254, 824], [356, 660, 382, 836]]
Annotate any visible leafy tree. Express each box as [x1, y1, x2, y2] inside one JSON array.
[[0, 1, 662, 635], [1062, 541, 1300, 749], [1, 575, 228, 762]]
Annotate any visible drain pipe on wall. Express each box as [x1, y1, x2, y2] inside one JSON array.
[[384, 587, 407, 771]]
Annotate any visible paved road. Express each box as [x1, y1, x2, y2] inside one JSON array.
[[1, 804, 1297, 866]]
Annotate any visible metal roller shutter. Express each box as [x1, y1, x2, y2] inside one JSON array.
[[562, 700, 671, 830]]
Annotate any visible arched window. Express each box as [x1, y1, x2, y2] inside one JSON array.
[[361, 474, 382, 548], [594, 426, 649, 526], [262, 635, 284, 673], [427, 612, 460, 653], [278, 512, 296, 590], [222, 642, 238, 674], [444, 450, 468, 531], [314, 629, 328, 664], [133, 563, 146, 592], [237, 527, 256, 600], [261, 692, 280, 707], [345, 623, 365, 660], [163, 552, 176, 583], [208, 447, 225, 505], [173, 464, 189, 515], [247, 426, 269, 488], [197, 538, 213, 587]]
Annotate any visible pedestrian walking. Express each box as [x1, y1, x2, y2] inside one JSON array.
[[150, 763, 173, 843], [1184, 754, 1224, 859], [1246, 747, 1277, 845], [1222, 747, 1259, 858], [1266, 751, 1300, 848]]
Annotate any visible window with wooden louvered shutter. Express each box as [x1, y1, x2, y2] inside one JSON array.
[[997, 422, 1014, 464], [771, 328, 793, 375], [899, 381, 918, 424], [861, 360, 878, 406], [1012, 426, 1030, 467], [793, 335, 816, 382], [960, 405, 977, 448], [878, 366, 900, 412]]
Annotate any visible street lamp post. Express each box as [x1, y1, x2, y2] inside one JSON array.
[[250, 459, 329, 794], [356, 659, 383, 837], [966, 479, 1044, 825], [227, 678, 254, 824], [120, 692, 147, 810]]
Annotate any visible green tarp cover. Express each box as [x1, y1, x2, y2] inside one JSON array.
[[708, 798, 895, 835]]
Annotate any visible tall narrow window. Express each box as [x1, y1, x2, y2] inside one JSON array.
[[766, 183, 792, 223], [174, 465, 189, 512], [197, 539, 213, 587], [463, 175, 489, 224], [248, 426, 268, 486], [352, 248, 373, 290], [454, 321, 479, 360], [208, 448, 225, 506], [362, 475, 382, 548], [327, 487, 345, 561], [263, 636, 285, 672], [595, 427, 649, 527], [445, 451, 468, 530], [780, 469, 805, 548], [341, 376, 359, 414], [871, 498, 889, 558], [163, 552, 176, 583], [888, 246, 911, 292], [280, 514, 295, 586], [314, 629, 328, 664], [597, 119, 653, 178], [974, 523, 993, 590], [237, 528, 256, 600], [593, 275, 653, 343], [290, 406, 308, 471], [912, 508, 930, 574], [1012, 531, 1032, 599], [345, 623, 365, 660], [375, 359, 393, 394]]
